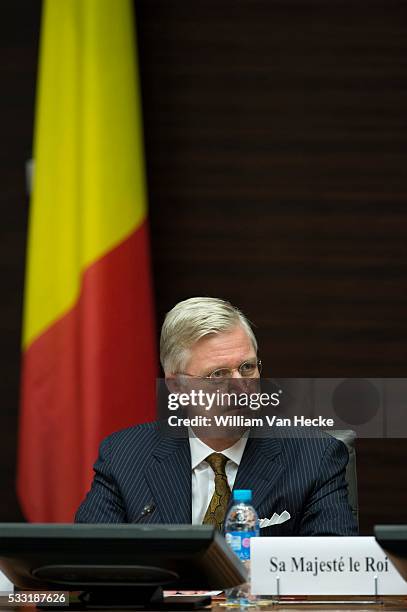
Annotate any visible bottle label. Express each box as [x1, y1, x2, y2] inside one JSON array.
[[225, 531, 257, 560]]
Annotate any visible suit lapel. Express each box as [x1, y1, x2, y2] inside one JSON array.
[[232, 436, 284, 514], [143, 432, 283, 524], [145, 434, 192, 524]]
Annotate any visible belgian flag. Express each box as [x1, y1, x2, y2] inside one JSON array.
[[17, 0, 157, 522]]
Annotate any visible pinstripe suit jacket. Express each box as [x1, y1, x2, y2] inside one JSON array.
[[75, 422, 358, 535]]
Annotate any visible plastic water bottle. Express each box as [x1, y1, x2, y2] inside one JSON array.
[[224, 489, 259, 606]]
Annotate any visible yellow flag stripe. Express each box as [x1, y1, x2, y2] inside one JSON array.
[[23, 0, 147, 348]]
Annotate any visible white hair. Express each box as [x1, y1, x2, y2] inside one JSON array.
[[160, 297, 258, 375]]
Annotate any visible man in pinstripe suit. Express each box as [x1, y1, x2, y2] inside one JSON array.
[[76, 297, 358, 536]]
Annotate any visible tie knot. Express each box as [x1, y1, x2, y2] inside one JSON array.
[[205, 452, 228, 475]]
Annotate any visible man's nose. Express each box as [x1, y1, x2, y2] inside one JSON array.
[[231, 368, 243, 379], [227, 371, 246, 394]]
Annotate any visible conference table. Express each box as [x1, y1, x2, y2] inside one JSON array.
[[215, 596, 407, 610], [2, 598, 407, 611]]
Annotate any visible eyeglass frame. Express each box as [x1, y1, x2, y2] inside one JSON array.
[[178, 358, 262, 380]]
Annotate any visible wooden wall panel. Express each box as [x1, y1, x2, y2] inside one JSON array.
[[0, 0, 406, 532], [137, 0, 407, 379], [136, 0, 407, 534], [0, 1, 40, 520]]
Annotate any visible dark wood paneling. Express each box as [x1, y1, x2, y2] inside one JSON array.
[[0, 0, 406, 533], [0, 1, 40, 520], [136, 0, 407, 534], [357, 439, 407, 531], [137, 0, 407, 380]]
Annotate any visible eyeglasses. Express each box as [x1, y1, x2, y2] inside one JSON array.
[[180, 359, 262, 380]]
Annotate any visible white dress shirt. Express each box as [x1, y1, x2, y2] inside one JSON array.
[[189, 431, 249, 524]]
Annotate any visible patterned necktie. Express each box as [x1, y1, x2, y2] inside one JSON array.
[[202, 453, 231, 531]]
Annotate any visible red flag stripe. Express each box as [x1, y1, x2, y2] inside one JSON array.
[[18, 221, 157, 522]]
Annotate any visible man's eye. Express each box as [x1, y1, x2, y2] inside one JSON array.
[[210, 369, 229, 378], [241, 362, 256, 374]]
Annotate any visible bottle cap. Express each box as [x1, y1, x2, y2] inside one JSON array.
[[233, 489, 252, 503]]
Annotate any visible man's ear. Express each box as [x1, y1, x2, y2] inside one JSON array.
[[165, 376, 182, 394]]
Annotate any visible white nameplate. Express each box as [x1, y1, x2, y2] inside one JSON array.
[[251, 536, 407, 595], [0, 571, 13, 592]]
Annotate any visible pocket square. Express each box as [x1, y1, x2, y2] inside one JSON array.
[[259, 510, 291, 529]]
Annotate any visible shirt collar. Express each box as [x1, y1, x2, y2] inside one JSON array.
[[189, 429, 249, 470]]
